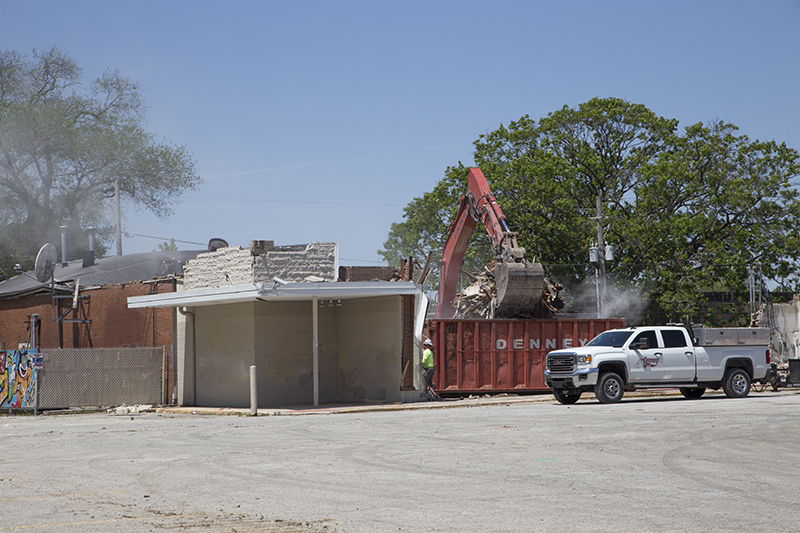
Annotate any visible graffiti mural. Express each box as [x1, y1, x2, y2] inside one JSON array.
[[0, 350, 38, 408]]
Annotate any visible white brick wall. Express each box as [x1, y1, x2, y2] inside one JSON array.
[[183, 242, 338, 290]]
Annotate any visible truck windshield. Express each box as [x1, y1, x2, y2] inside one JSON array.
[[587, 330, 635, 348]]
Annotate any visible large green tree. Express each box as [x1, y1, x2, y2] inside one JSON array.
[[0, 46, 201, 279], [381, 98, 800, 324], [624, 120, 800, 322]]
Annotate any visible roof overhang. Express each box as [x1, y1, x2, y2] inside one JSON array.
[[127, 281, 421, 309]]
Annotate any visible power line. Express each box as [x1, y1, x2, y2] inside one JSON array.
[[125, 233, 206, 246], [126, 234, 389, 264], [340, 257, 388, 264], [185, 195, 404, 208]]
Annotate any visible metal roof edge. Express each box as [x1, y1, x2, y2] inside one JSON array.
[[257, 280, 419, 298], [127, 281, 422, 309], [127, 284, 258, 308]]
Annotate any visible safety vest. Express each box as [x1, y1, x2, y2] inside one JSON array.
[[422, 348, 434, 368]]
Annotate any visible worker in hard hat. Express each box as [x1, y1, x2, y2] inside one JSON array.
[[422, 338, 438, 399]]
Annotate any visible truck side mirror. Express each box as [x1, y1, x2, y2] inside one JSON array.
[[630, 339, 649, 350]]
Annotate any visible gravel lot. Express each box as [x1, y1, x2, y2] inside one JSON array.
[[2, 390, 799, 532]]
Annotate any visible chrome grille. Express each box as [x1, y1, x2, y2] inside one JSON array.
[[547, 353, 576, 373]]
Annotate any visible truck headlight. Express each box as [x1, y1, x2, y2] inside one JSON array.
[[577, 354, 591, 365]]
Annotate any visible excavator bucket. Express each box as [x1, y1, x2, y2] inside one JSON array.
[[494, 262, 545, 317]]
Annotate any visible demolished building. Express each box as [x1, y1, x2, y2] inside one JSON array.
[[128, 240, 427, 409]]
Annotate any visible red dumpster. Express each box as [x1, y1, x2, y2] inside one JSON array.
[[427, 318, 626, 394]]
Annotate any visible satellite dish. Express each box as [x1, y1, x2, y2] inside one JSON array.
[[208, 238, 229, 252], [34, 243, 58, 283]]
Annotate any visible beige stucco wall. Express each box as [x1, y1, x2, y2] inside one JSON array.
[[178, 295, 403, 408], [253, 300, 338, 406], [336, 296, 402, 403], [194, 302, 257, 407]]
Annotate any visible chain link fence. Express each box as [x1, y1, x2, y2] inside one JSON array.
[[34, 347, 165, 410]]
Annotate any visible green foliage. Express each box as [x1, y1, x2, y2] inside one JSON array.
[[0, 46, 201, 279], [156, 238, 179, 252], [381, 97, 800, 323], [625, 120, 800, 323], [380, 164, 494, 279]]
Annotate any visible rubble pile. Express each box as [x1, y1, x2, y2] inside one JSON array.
[[452, 263, 563, 319], [452, 270, 496, 319]]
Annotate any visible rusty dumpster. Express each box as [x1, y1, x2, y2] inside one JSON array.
[[427, 318, 626, 394]]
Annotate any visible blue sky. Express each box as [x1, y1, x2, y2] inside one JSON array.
[[3, 0, 799, 265]]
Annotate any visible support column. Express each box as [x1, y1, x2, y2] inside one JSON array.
[[312, 296, 319, 407]]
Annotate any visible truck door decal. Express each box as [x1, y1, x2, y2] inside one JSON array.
[[635, 355, 660, 368]]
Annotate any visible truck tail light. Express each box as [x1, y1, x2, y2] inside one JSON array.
[[766, 349, 771, 365]]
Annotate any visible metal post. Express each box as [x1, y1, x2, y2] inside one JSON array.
[[249, 365, 257, 416], [589, 245, 601, 318], [595, 265, 601, 318], [30, 314, 39, 416], [312, 296, 319, 408], [34, 372, 39, 417]]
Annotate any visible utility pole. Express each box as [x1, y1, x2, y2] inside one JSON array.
[[589, 193, 614, 318], [115, 177, 122, 256], [596, 194, 607, 315]]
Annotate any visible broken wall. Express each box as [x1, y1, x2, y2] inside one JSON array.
[[762, 297, 800, 363], [254, 242, 337, 284], [183, 242, 338, 289]]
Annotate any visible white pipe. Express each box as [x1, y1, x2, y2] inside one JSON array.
[[250, 365, 257, 416], [60, 226, 69, 267], [87, 227, 96, 252]]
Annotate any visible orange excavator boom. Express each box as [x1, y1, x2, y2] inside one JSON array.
[[437, 168, 544, 318]]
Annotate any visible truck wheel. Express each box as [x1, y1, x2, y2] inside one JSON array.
[[679, 387, 705, 399], [595, 372, 624, 404], [553, 389, 581, 404], [723, 368, 751, 398]]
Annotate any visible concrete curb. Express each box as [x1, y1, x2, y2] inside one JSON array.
[[154, 389, 704, 417]]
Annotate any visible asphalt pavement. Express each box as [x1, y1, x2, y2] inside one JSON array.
[[2, 389, 799, 532]]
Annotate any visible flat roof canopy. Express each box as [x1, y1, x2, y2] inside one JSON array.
[[127, 281, 421, 309]]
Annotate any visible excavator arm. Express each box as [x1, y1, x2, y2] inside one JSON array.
[[438, 167, 544, 318]]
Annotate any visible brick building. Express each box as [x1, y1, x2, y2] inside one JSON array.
[[0, 250, 205, 405], [1, 241, 427, 409], [0, 250, 203, 350]]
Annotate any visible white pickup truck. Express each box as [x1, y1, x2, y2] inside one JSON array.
[[544, 325, 771, 404]]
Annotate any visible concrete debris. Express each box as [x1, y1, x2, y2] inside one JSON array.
[[108, 404, 154, 415], [452, 262, 564, 319], [452, 273, 495, 319]]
